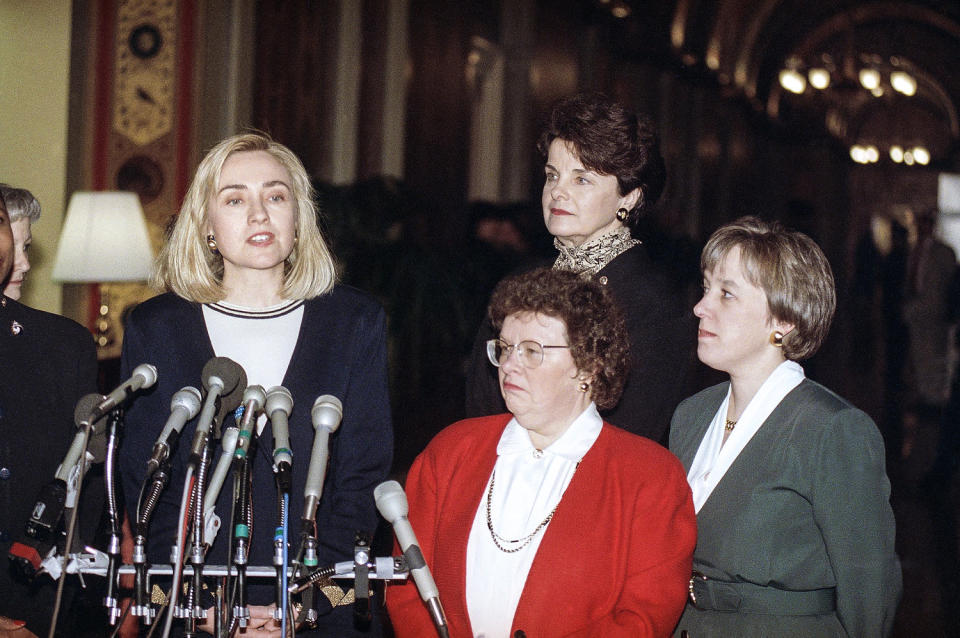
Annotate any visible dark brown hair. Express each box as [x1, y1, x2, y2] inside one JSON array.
[[488, 268, 630, 410], [537, 92, 666, 228], [701, 216, 836, 361]]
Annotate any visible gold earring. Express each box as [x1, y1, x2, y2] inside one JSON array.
[[770, 331, 784, 347], [206, 234, 219, 254], [578, 380, 590, 392], [616, 208, 628, 222]]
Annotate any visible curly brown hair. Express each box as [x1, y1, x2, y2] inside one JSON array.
[[701, 216, 836, 361], [537, 92, 666, 229], [488, 268, 631, 410]]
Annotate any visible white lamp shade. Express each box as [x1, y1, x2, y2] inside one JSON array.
[[52, 191, 155, 282]]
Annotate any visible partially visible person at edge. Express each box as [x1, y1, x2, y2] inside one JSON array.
[[0, 188, 99, 637], [117, 133, 393, 636], [0, 184, 39, 301], [388, 268, 696, 637], [670, 216, 901, 637], [465, 92, 695, 445]]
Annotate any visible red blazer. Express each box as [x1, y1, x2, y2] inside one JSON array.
[[386, 414, 696, 638]]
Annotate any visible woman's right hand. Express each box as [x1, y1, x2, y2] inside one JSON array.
[[0, 617, 38, 638]]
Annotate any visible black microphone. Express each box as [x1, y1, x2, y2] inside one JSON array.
[[88, 363, 158, 424], [187, 357, 246, 463], [145, 386, 202, 476], [264, 386, 293, 493], [303, 395, 342, 522], [374, 480, 449, 638]]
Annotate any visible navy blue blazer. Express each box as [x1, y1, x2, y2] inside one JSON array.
[[0, 296, 98, 637], [118, 288, 393, 636]]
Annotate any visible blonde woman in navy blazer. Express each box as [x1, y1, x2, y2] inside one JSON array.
[[118, 134, 392, 637], [670, 217, 901, 637]]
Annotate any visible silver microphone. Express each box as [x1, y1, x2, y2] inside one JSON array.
[[88, 363, 158, 423], [302, 395, 343, 522], [145, 387, 202, 475], [375, 480, 448, 637], [264, 386, 294, 492]]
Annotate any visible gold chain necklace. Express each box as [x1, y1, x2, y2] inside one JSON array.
[[485, 461, 581, 553], [724, 419, 737, 432]]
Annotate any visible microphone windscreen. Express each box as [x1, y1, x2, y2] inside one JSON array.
[[74, 393, 108, 431], [202, 357, 247, 430], [218, 367, 248, 416], [73, 394, 110, 462], [86, 428, 108, 463], [311, 395, 343, 432], [374, 480, 409, 523], [201, 357, 245, 394]]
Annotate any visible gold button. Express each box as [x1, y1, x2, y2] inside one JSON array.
[[598, 276, 608, 285]]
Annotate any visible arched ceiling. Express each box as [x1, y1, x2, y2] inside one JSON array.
[[605, 0, 960, 164]]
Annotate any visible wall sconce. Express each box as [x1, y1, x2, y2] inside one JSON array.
[[51, 191, 154, 350]]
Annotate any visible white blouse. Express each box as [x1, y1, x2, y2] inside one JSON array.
[[464, 404, 602, 638], [686, 360, 805, 512], [202, 299, 304, 433]]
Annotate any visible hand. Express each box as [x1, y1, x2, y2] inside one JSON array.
[[0, 617, 38, 638], [246, 605, 287, 635], [196, 604, 297, 636]]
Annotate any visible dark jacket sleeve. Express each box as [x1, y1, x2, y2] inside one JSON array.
[[809, 407, 901, 636]]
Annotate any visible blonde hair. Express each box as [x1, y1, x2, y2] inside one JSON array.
[[701, 216, 836, 361], [155, 133, 336, 302]]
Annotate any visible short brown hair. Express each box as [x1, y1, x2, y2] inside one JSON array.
[[488, 268, 630, 410], [537, 93, 666, 228], [701, 216, 836, 360]]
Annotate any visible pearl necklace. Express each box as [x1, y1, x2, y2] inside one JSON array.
[[485, 461, 581, 553]]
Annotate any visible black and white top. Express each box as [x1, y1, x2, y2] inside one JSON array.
[[202, 299, 304, 431]]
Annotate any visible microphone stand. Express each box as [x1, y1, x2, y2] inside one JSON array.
[[183, 434, 212, 636], [230, 444, 253, 629], [133, 460, 171, 624], [353, 532, 372, 629], [103, 409, 125, 625], [226, 388, 263, 631]]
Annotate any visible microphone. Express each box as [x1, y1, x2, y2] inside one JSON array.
[[144, 387, 202, 476], [187, 357, 246, 464], [87, 363, 158, 424], [264, 386, 294, 493], [303, 395, 343, 522], [9, 395, 109, 577], [374, 480, 449, 638], [58, 394, 111, 481], [234, 385, 266, 460], [201, 426, 240, 546]]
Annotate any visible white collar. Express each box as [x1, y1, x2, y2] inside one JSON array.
[[687, 360, 805, 513], [497, 403, 602, 462]]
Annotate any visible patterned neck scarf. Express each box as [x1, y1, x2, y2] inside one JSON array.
[[552, 226, 640, 277]]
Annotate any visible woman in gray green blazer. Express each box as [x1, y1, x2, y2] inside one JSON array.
[[670, 217, 901, 637]]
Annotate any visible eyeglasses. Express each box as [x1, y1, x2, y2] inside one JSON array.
[[486, 338, 570, 369]]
